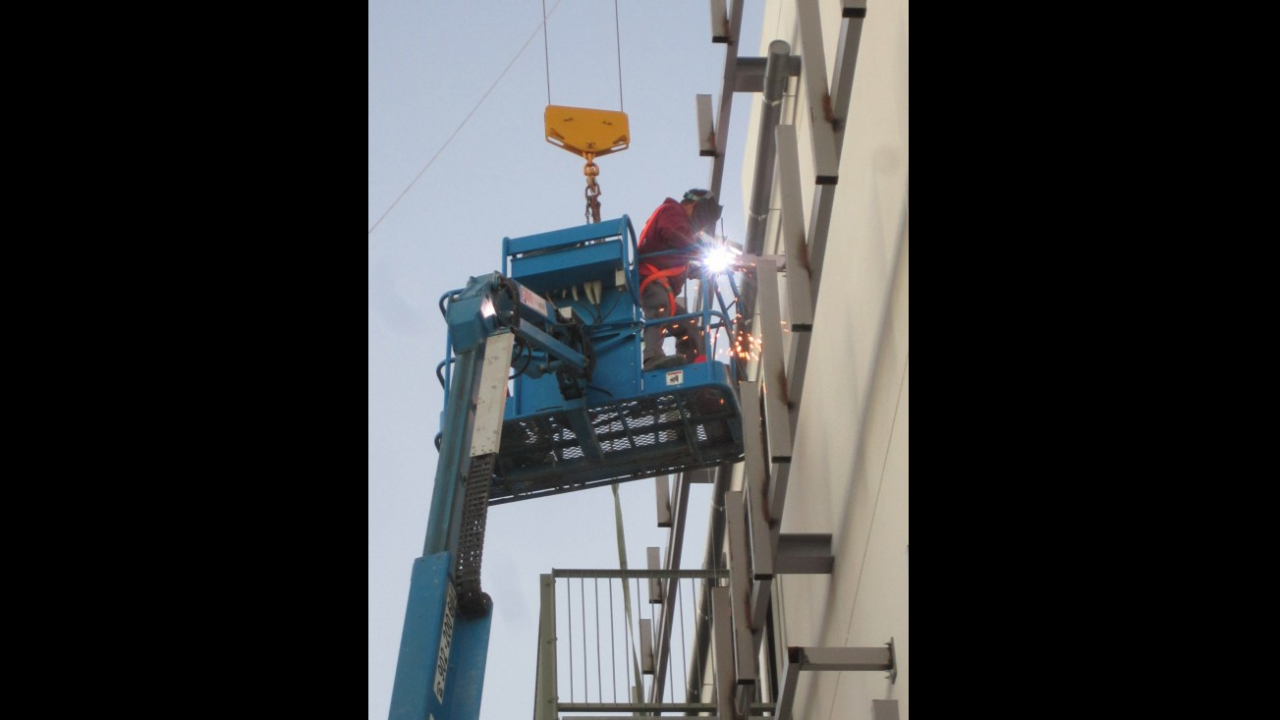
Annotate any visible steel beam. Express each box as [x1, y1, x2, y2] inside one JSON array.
[[533, 574, 557, 720], [655, 476, 672, 528], [687, 467, 716, 483], [744, 40, 793, 253], [775, 533, 834, 574], [796, 0, 839, 184], [873, 699, 901, 720], [755, 260, 792, 461], [570, 712, 778, 717], [709, 0, 729, 42], [774, 124, 814, 331], [735, 56, 802, 93], [557, 703, 771, 714], [725, 491, 757, 685], [773, 645, 895, 720], [775, 650, 801, 720], [647, 547, 664, 603], [708, 0, 746, 197], [650, 472, 690, 704], [795, 645, 893, 671], [734, 56, 766, 92], [738, 381, 774, 579], [640, 618, 654, 674], [711, 587, 736, 719], [832, 0, 868, 142], [552, 568, 724, 579], [697, 94, 717, 156]]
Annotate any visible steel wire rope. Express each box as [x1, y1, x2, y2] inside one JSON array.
[[623, 583, 632, 702], [594, 578, 601, 703], [542, 0, 552, 105], [609, 579, 617, 703], [636, 576, 644, 701], [611, 484, 644, 701], [566, 577, 573, 701], [368, 0, 566, 238], [668, 580, 676, 702], [678, 577, 689, 702], [613, 0, 624, 111]]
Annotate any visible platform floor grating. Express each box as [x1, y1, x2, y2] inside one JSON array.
[[490, 385, 743, 504]]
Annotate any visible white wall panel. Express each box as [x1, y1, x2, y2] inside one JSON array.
[[750, 0, 909, 718]]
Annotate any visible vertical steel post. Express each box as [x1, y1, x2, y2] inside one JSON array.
[[697, 94, 717, 155], [533, 574, 558, 720], [647, 548, 664, 604], [796, 0, 839, 183], [774, 124, 814, 331], [640, 618, 654, 674], [755, 261, 792, 461], [725, 491, 757, 686], [744, 40, 793, 253], [738, 382, 774, 578], [655, 476, 673, 528], [712, 586, 737, 719]]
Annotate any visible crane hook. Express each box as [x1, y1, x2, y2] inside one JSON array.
[[584, 158, 601, 224]]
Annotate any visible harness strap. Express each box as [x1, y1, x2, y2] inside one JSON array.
[[639, 206, 692, 319], [638, 206, 661, 246], [638, 263, 682, 318]]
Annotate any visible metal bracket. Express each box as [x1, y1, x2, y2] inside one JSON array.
[[655, 476, 672, 528], [774, 642, 898, 720], [887, 636, 897, 683], [775, 533, 833, 574]]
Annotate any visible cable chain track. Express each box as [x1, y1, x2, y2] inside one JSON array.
[[455, 452, 496, 617]]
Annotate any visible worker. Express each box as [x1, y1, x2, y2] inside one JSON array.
[[637, 189, 723, 370]]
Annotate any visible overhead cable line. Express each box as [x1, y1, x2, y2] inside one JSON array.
[[368, 0, 566, 239], [542, 0, 552, 105], [614, 0, 624, 111]]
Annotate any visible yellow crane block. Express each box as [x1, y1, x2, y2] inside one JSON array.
[[544, 105, 630, 159]]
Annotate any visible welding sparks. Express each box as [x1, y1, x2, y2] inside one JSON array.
[[730, 332, 763, 361]]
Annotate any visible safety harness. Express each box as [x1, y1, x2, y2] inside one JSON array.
[[637, 207, 687, 319]]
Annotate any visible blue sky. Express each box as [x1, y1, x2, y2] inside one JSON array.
[[369, 2, 763, 717]]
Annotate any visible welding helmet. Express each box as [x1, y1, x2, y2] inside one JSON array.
[[684, 189, 723, 234]]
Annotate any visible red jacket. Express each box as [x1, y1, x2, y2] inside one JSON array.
[[638, 198, 699, 294]]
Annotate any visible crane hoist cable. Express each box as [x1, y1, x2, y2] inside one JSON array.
[[541, 0, 629, 223]]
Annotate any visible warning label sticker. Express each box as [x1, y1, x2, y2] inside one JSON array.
[[434, 582, 457, 704], [666, 369, 683, 386]]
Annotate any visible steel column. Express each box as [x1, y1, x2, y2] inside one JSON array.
[[774, 124, 814, 330], [744, 40, 794, 252], [739, 381, 774, 578], [775, 533, 834, 574], [711, 587, 737, 719], [725, 490, 757, 685], [755, 260, 792, 461], [655, 476, 672, 528], [533, 574, 558, 720], [796, 0, 839, 184]]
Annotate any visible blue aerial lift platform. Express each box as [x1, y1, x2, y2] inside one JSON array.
[[486, 215, 742, 502], [391, 216, 745, 720]]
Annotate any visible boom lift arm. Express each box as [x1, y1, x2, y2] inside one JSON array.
[[391, 218, 746, 720], [389, 272, 594, 720]]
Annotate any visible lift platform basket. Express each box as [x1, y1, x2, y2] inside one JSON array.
[[490, 362, 743, 504]]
